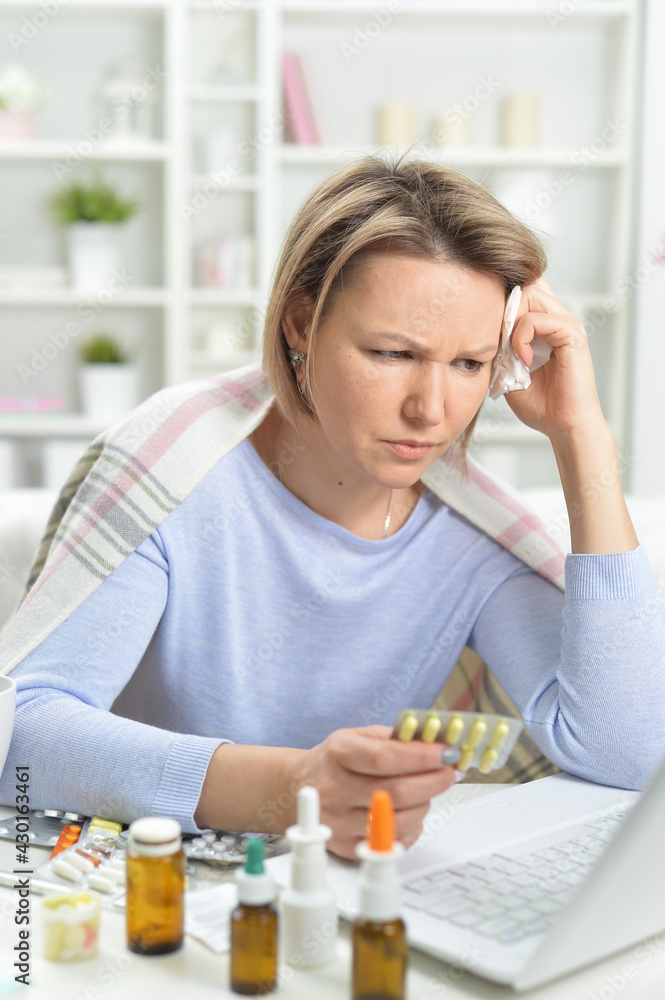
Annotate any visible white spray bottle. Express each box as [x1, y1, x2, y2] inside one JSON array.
[[280, 785, 338, 967]]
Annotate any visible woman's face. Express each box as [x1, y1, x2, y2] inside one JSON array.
[[301, 253, 506, 489]]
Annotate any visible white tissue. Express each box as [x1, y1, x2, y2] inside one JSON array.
[[488, 286, 553, 400]]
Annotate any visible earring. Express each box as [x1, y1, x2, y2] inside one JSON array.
[[288, 349, 306, 365]]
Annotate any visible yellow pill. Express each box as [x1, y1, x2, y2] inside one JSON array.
[[89, 816, 122, 835], [397, 712, 419, 741], [467, 718, 488, 748], [459, 746, 475, 771], [421, 715, 442, 743], [490, 720, 511, 750], [444, 716, 465, 745], [479, 747, 499, 774]]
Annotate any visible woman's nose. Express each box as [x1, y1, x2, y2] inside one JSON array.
[[403, 364, 446, 425]]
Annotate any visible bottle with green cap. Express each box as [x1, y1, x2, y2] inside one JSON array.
[[230, 838, 278, 995]]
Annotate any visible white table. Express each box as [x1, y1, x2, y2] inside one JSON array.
[[2, 786, 665, 1000]]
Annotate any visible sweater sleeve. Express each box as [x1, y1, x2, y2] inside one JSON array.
[[467, 543, 665, 790], [0, 531, 227, 832]]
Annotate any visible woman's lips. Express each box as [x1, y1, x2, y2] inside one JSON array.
[[386, 441, 434, 459]]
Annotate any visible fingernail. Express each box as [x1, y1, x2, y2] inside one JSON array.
[[454, 769, 467, 783], [441, 748, 462, 766]]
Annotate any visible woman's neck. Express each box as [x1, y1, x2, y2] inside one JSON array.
[[248, 405, 424, 541]]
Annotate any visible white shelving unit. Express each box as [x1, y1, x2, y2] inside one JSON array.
[[0, 0, 641, 490]]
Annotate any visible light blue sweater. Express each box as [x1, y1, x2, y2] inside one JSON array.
[[2, 437, 664, 831]]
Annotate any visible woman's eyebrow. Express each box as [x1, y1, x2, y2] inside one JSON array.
[[370, 332, 498, 354]]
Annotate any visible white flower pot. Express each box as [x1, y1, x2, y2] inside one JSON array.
[[79, 364, 139, 423], [66, 222, 121, 293]]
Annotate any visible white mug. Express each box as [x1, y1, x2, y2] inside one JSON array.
[[0, 675, 16, 779]]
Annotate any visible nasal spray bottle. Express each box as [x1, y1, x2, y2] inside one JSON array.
[[352, 790, 407, 1000], [281, 785, 338, 967], [230, 838, 278, 995]]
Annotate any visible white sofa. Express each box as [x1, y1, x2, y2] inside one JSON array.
[[1, 487, 664, 634]]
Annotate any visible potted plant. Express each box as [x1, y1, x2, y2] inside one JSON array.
[[78, 332, 139, 423], [46, 170, 139, 292], [0, 63, 46, 140]]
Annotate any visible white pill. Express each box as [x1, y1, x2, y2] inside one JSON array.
[[191, 837, 206, 847], [103, 866, 126, 884], [107, 857, 126, 871], [88, 873, 115, 893], [53, 858, 83, 883], [66, 851, 95, 874], [202, 833, 217, 845]]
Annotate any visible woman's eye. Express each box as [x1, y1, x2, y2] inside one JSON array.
[[456, 359, 485, 373], [372, 350, 409, 361]]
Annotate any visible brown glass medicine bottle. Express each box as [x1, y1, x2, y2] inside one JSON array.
[[126, 816, 185, 955], [352, 790, 407, 1000], [231, 838, 278, 995]]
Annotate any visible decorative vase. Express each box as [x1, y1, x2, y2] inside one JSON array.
[[66, 222, 121, 293], [79, 363, 139, 423]]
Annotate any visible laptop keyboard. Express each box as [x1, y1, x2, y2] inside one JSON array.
[[403, 803, 634, 944]]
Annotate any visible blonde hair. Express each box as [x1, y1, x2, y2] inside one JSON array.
[[262, 149, 547, 453]]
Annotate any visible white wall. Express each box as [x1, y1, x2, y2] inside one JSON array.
[[630, 0, 665, 495]]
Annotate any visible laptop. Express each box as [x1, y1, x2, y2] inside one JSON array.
[[267, 760, 665, 991]]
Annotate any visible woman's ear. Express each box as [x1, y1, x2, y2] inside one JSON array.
[[281, 294, 314, 353]]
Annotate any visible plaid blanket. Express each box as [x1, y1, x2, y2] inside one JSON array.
[[0, 363, 565, 781]]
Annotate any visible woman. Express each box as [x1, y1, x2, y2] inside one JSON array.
[[1, 153, 664, 860]]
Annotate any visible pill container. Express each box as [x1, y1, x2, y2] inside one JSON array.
[[391, 710, 522, 773], [43, 891, 100, 962], [126, 817, 185, 955]]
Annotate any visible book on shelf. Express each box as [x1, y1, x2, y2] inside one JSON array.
[[282, 51, 320, 145]]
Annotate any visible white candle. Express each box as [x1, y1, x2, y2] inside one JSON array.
[[376, 101, 416, 146], [500, 92, 540, 148]]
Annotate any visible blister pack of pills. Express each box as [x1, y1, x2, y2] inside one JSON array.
[[35, 829, 129, 907], [0, 809, 89, 850], [391, 710, 523, 774], [183, 831, 285, 867]]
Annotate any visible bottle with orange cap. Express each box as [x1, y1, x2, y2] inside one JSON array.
[[352, 789, 407, 1000]]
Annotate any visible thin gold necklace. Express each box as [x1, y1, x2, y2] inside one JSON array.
[[273, 413, 395, 539]]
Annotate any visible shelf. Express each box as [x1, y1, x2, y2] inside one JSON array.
[[189, 85, 263, 103], [189, 174, 261, 191], [0, 288, 169, 307], [0, 0, 168, 8], [277, 145, 628, 169], [190, 349, 260, 369], [189, 0, 263, 8], [189, 289, 262, 307], [281, 1, 633, 20], [0, 415, 107, 439], [0, 139, 171, 162]]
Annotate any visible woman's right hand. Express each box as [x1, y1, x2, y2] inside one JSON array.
[[284, 724, 460, 860]]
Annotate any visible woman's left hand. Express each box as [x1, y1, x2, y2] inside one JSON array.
[[504, 277, 606, 439]]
